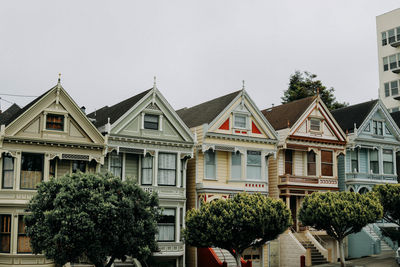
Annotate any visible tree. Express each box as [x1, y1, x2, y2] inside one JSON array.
[[298, 192, 383, 267], [183, 193, 291, 267], [373, 184, 400, 243], [281, 71, 348, 110], [25, 172, 160, 267]]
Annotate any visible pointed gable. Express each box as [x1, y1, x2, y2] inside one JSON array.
[[3, 83, 105, 146], [89, 88, 194, 143]]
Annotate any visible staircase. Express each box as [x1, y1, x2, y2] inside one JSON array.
[[363, 225, 393, 251], [299, 240, 328, 266], [212, 248, 237, 267]]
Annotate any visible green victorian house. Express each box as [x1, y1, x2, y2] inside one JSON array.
[[332, 99, 400, 259], [88, 82, 195, 267]]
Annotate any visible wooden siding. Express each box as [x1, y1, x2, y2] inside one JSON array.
[[216, 151, 229, 182], [268, 156, 279, 199], [278, 150, 284, 176], [125, 153, 139, 182], [359, 148, 368, 173]]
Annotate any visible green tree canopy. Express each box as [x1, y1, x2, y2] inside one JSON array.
[[281, 71, 348, 110], [298, 192, 383, 267], [183, 193, 291, 267], [373, 184, 400, 243], [25, 172, 160, 267]]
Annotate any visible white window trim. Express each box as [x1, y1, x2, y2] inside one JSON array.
[[232, 111, 250, 130], [204, 150, 217, 180]]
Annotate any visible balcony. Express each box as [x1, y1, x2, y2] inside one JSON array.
[[279, 175, 338, 188], [346, 173, 397, 182], [140, 185, 185, 199]]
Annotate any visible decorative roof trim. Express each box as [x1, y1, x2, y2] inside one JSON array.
[[205, 132, 278, 144]]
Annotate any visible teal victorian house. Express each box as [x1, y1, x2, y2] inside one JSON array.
[[332, 99, 400, 259]]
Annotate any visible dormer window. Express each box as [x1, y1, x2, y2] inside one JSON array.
[[46, 114, 64, 131], [144, 114, 159, 130], [310, 118, 320, 131], [234, 114, 247, 129]]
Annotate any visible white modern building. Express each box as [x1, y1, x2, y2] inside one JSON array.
[[377, 8, 400, 112]]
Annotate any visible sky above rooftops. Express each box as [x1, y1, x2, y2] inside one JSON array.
[[0, 1, 398, 113]]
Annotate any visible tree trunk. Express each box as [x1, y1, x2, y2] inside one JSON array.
[[234, 253, 242, 267], [338, 239, 346, 267]]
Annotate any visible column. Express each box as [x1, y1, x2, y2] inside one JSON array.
[[177, 152, 181, 188], [316, 150, 321, 177], [122, 153, 126, 181], [153, 151, 158, 186], [15, 152, 21, 190], [176, 207, 180, 242], [379, 147, 383, 175], [43, 153, 50, 182]]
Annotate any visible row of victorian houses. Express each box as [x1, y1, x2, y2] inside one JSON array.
[[0, 78, 399, 267]]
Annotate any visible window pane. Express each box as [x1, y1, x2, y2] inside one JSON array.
[[17, 216, 32, 253], [390, 55, 397, 69], [382, 32, 387, 46], [144, 114, 159, 130], [370, 150, 378, 161], [285, 150, 293, 175], [383, 149, 393, 174], [389, 29, 395, 43], [2, 156, 14, 189], [72, 160, 86, 173], [141, 156, 153, 185], [158, 153, 176, 186], [307, 151, 316, 176], [385, 82, 390, 97], [46, 114, 64, 131], [157, 209, 175, 242], [205, 151, 216, 179], [391, 81, 398, 95], [0, 215, 11, 253], [321, 151, 333, 176], [321, 151, 333, 163], [234, 115, 247, 128], [310, 119, 320, 131], [231, 152, 241, 179], [20, 153, 43, 189], [109, 152, 122, 178], [383, 57, 389, 71], [247, 151, 261, 180]]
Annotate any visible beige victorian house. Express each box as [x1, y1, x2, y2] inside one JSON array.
[[0, 80, 105, 267], [177, 89, 278, 267]]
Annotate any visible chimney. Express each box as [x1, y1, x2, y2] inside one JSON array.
[[80, 106, 86, 114]]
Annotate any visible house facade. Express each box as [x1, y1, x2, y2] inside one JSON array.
[[262, 96, 347, 265], [0, 81, 106, 267], [177, 89, 278, 267], [332, 100, 400, 258], [88, 85, 194, 267]]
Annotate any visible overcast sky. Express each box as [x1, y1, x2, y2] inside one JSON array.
[[0, 1, 399, 113]]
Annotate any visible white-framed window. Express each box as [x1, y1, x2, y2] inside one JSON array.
[[144, 114, 159, 130], [383, 57, 389, 71], [205, 150, 216, 179], [350, 149, 358, 173], [234, 114, 247, 129], [307, 151, 316, 176], [20, 153, 43, 190], [321, 150, 333, 177], [17, 215, 32, 254], [247, 151, 261, 180], [373, 121, 383, 136], [2, 154, 14, 189], [157, 208, 175, 242], [389, 28, 396, 44], [382, 31, 387, 46], [383, 149, 394, 174], [391, 81, 399, 96], [310, 118, 321, 131], [231, 152, 241, 180], [109, 152, 122, 178], [369, 150, 379, 174], [158, 153, 176, 186], [141, 155, 153, 185], [45, 113, 64, 131], [384, 82, 390, 97], [0, 214, 11, 253]]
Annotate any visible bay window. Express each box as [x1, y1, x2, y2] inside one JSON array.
[[17, 215, 31, 253], [72, 160, 86, 173], [205, 150, 216, 179], [370, 150, 379, 174], [109, 152, 122, 178], [20, 153, 43, 190], [231, 152, 242, 179], [157, 209, 175, 242], [321, 150, 333, 176], [307, 151, 316, 176], [383, 149, 394, 174], [141, 155, 153, 185], [2, 154, 14, 189], [0, 215, 11, 253], [158, 153, 176, 186], [247, 151, 261, 180]]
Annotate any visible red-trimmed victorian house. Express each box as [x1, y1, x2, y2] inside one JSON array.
[[0, 80, 106, 266], [87, 83, 195, 267], [177, 89, 278, 267], [262, 96, 346, 265]]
